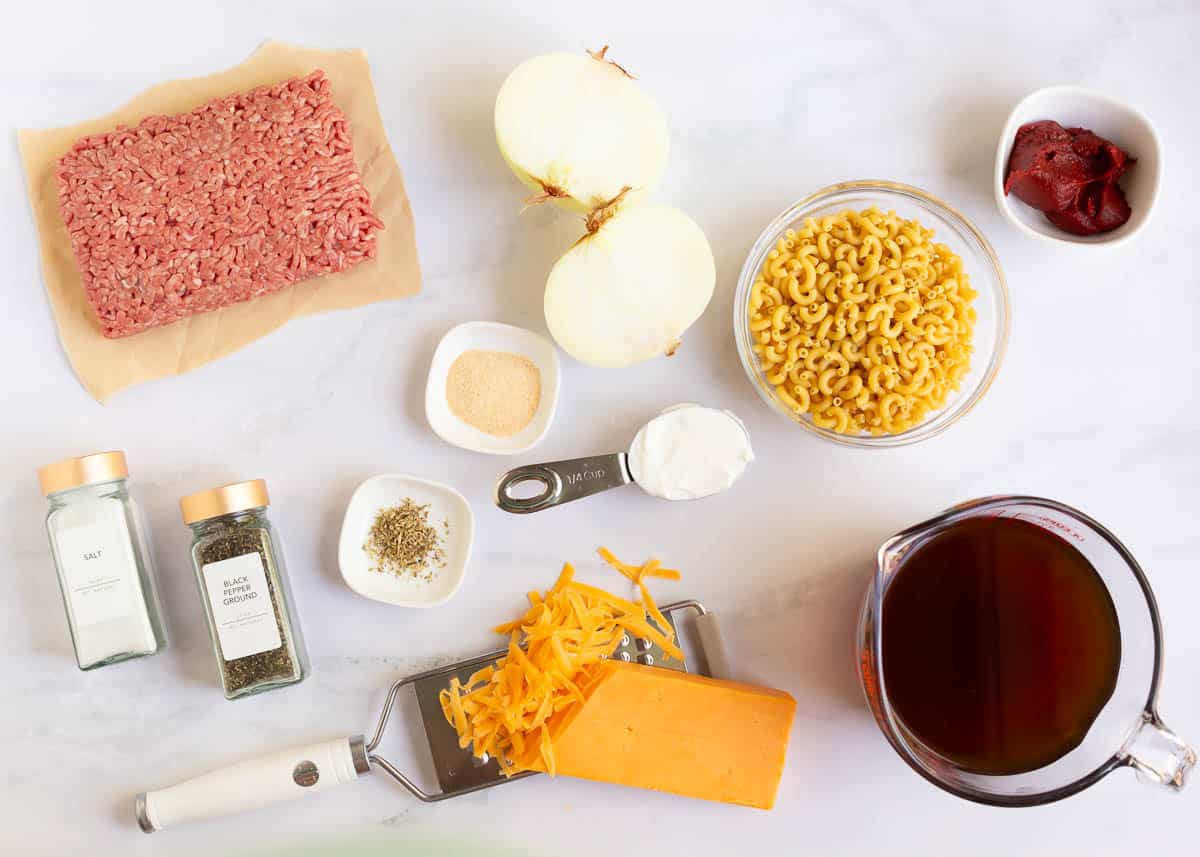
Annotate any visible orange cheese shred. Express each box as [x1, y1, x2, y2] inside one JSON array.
[[645, 566, 682, 581], [492, 617, 522, 635], [596, 547, 637, 576], [445, 677, 469, 749], [439, 549, 682, 776], [639, 581, 672, 643], [552, 562, 575, 593], [597, 546, 681, 582]]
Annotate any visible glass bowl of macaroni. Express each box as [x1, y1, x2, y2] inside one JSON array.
[[734, 181, 1009, 448]]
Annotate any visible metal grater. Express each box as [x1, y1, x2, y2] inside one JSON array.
[[366, 599, 712, 801], [136, 599, 728, 831]]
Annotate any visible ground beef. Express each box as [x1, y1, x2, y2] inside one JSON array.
[[55, 70, 384, 339]]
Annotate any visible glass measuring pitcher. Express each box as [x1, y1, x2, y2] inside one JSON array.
[[857, 495, 1194, 806]]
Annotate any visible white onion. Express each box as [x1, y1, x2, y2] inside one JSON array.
[[544, 204, 715, 368], [494, 49, 668, 212]]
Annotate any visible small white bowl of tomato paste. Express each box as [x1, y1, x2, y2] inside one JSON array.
[[994, 85, 1162, 247]]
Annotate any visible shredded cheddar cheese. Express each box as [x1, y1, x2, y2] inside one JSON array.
[[438, 548, 680, 776], [597, 547, 681, 582]]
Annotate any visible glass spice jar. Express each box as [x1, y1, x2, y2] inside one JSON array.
[[38, 451, 167, 670], [180, 479, 309, 700]]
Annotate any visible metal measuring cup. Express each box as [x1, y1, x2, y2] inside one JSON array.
[[494, 404, 752, 514]]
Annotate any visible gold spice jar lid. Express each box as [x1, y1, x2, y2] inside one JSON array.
[[180, 479, 270, 525], [37, 451, 129, 496]]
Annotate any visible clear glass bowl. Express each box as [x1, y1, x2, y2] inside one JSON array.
[[733, 180, 1010, 448]]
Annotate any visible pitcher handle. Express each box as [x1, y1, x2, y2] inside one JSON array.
[[1122, 710, 1195, 790]]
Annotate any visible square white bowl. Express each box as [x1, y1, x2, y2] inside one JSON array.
[[425, 321, 561, 455], [337, 474, 474, 608], [994, 85, 1162, 248]]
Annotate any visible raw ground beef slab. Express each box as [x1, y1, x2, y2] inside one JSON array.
[[55, 70, 384, 339], [19, 42, 419, 402]]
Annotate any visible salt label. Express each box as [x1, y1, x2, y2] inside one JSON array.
[[202, 553, 282, 661], [55, 520, 138, 628]]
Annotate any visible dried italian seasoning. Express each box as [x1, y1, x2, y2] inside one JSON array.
[[364, 498, 448, 581]]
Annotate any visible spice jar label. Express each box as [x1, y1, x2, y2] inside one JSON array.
[[202, 553, 283, 661], [54, 519, 138, 628]]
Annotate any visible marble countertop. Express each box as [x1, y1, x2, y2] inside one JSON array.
[[3, 1, 1197, 854]]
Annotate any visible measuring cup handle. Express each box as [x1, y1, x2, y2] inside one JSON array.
[[495, 454, 632, 514], [135, 735, 369, 833], [1123, 710, 1196, 791]]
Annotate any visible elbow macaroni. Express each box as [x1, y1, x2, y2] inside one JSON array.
[[748, 208, 977, 436]]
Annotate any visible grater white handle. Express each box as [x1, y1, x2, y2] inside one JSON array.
[[135, 735, 369, 833], [694, 611, 732, 680]]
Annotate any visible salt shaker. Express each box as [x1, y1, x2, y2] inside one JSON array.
[[38, 451, 167, 670]]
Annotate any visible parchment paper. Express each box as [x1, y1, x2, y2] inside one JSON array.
[[18, 41, 420, 402]]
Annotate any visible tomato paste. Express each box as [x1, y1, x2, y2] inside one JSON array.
[[1003, 120, 1134, 236]]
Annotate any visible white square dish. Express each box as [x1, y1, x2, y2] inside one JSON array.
[[993, 85, 1162, 248], [425, 321, 561, 455], [337, 474, 474, 608]]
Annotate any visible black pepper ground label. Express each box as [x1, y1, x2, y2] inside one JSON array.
[[197, 524, 299, 695], [364, 498, 449, 581]]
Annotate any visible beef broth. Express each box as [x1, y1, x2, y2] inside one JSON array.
[[881, 515, 1121, 776]]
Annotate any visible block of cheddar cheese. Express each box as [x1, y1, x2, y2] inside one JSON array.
[[530, 659, 796, 809]]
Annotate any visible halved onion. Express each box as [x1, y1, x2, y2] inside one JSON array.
[[495, 49, 668, 212], [544, 204, 715, 368]]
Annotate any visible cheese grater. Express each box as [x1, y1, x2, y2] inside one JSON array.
[[137, 599, 729, 832]]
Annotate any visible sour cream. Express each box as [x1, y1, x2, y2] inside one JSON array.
[[627, 404, 754, 501]]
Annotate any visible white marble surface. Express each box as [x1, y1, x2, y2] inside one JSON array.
[[3, 1, 1198, 854]]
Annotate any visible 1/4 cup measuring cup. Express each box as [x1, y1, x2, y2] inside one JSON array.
[[858, 495, 1194, 806], [495, 404, 753, 514]]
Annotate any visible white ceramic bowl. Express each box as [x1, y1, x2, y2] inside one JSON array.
[[994, 85, 1162, 247], [337, 474, 474, 608], [425, 321, 561, 455]]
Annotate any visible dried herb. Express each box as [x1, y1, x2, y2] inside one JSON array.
[[364, 498, 448, 581], [196, 520, 300, 696]]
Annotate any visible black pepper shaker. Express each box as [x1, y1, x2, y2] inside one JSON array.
[[180, 479, 309, 700]]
